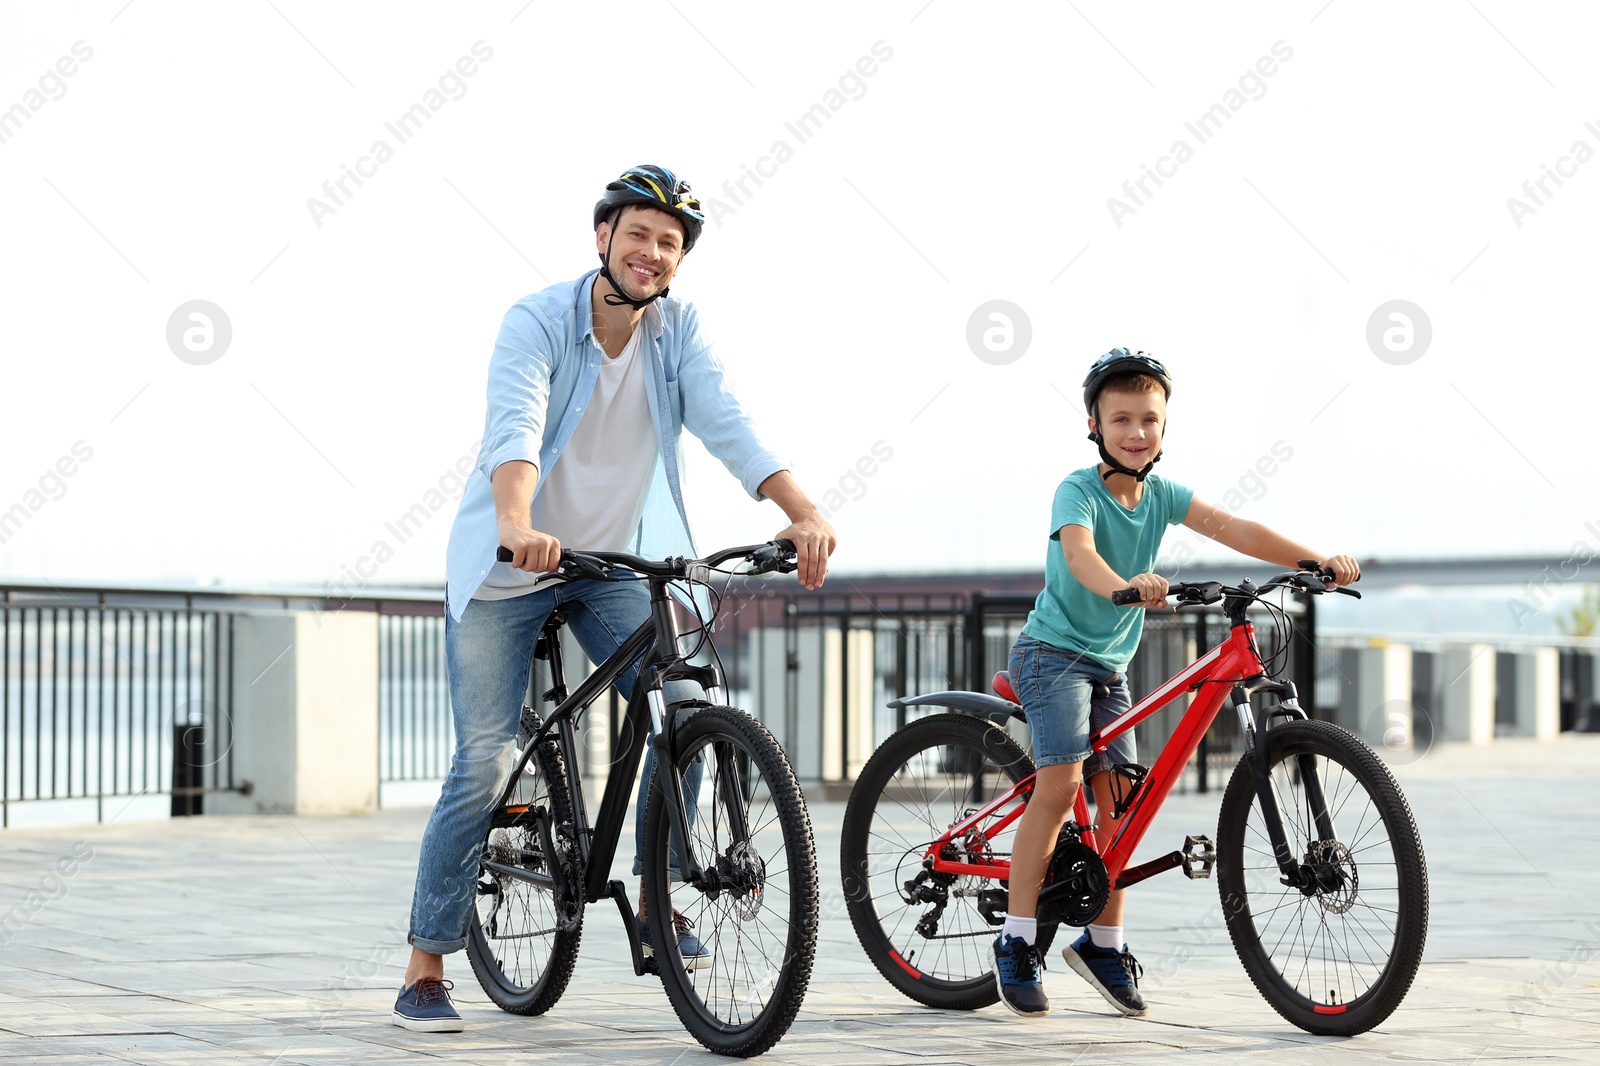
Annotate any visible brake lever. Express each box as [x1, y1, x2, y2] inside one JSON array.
[[1334, 587, 1362, 599], [749, 539, 799, 575], [560, 552, 613, 582]]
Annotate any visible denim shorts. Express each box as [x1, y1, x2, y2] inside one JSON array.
[[1008, 634, 1137, 774]]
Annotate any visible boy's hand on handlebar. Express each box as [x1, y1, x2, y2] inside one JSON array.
[[497, 522, 561, 573], [774, 512, 837, 591], [1321, 554, 1361, 587], [1126, 572, 1169, 609]]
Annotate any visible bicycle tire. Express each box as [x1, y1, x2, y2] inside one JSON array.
[[643, 704, 818, 1057], [464, 731, 584, 1015], [1216, 719, 1428, 1036], [840, 712, 1039, 1011]]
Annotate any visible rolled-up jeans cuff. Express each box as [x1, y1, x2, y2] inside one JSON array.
[[407, 931, 467, 955], [632, 859, 687, 881]]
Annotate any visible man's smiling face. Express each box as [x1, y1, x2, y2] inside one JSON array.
[[596, 204, 687, 302]]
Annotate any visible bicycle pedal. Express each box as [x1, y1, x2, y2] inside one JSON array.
[[1182, 834, 1216, 880]]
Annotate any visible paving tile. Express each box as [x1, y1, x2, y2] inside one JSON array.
[[2, 737, 1599, 1063]]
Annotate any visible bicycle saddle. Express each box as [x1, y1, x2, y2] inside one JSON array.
[[991, 669, 1112, 704]]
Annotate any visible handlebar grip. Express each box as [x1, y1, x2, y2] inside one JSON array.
[[1111, 588, 1142, 606], [775, 539, 796, 554], [496, 546, 512, 563]]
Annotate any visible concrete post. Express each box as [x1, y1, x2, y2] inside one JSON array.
[[756, 625, 872, 783], [1439, 644, 1496, 744], [820, 629, 874, 782], [1511, 648, 1560, 739], [1352, 643, 1414, 754], [209, 611, 379, 816], [759, 627, 814, 781]]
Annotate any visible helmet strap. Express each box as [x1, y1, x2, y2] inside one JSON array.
[[596, 226, 668, 310], [1087, 418, 1164, 483]]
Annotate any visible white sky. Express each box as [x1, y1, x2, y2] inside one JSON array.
[[2, 1, 1597, 593]]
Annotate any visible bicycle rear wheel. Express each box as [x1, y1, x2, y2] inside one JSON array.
[[465, 726, 584, 1015], [1216, 719, 1428, 1036], [643, 704, 818, 1057], [839, 712, 1036, 1010]]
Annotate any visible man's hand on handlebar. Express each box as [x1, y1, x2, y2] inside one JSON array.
[[773, 511, 837, 592], [497, 521, 561, 574]]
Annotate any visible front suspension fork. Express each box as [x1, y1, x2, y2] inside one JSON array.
[[1236, 684, 1336, 883]]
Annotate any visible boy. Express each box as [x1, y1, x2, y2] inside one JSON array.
[[992, 348, 1359, 1018]]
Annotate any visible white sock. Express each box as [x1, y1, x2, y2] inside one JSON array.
[[1001, 916, 1038, 945], [1088, 923, 1123, 950]]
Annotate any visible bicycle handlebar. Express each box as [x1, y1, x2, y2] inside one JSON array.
[[493, 540, 798, 582], [1111, 563, 1361, 609]]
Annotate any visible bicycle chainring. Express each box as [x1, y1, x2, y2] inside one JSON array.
[[1037, 840, 1110, 927]]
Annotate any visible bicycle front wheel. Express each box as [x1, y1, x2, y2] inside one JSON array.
[[465, 731, 584, 1015], [643, 704, 818, 1058], [1216, 719, 1428, 1036], [839, 712, 1036, 1010]]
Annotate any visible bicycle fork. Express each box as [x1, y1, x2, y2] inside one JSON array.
[[1234, 681, 1340, 891]]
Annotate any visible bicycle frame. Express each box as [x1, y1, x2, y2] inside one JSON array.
[[489, 576, 730, 912], [927, 613, 1321, 891]]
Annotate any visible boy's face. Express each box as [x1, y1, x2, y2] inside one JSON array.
[[1090, 387, 1166, 468], [595, 205, 686, 302]]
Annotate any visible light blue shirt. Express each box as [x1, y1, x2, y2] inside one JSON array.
[[445, 271, 788, 620]]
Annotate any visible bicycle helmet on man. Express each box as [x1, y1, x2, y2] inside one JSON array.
[[592, 164, 705, 310], [1081, 348, 1172, 482]]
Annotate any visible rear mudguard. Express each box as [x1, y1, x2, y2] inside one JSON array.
[[886, 690, 1023, 728]]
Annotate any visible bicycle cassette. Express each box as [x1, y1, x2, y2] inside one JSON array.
[[1036, 840, 1110, 927]]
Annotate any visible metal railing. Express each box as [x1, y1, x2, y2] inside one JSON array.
[[1, 588, 240, 826], [371, 582, 1314, 797], [379, 608, 452, 783]]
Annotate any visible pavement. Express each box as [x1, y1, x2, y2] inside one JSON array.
[[2, 735, 1598, 1065]]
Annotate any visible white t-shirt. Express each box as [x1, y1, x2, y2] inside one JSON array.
[[474, 326, 657, 599]]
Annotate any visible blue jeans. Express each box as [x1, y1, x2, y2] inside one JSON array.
[[407, 580, 702, 954], [1008, 634, 1136, 774]]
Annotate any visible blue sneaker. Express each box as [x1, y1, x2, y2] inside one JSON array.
[[1063, 932, 1147, 1016], [992, 933, 1049, 1017], [392, 976, 464, 1032], [640, 910, 713, 971]]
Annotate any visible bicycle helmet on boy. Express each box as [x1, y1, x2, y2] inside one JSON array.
[[592, 165, 705, 310], [1082, 348, 1173, 482]]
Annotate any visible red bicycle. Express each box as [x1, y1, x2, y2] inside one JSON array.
[[840, 564, 1428, 1036]]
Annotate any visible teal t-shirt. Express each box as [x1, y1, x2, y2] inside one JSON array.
[[1021, 468, 1195, 673]]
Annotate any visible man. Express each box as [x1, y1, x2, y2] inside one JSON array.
[[393, 165, 836, 1031]]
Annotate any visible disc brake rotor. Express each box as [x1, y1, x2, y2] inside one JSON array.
[[1305, 839, 1358, 914]]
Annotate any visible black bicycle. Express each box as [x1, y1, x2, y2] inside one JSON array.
[[463, 540, 819, 1057]]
